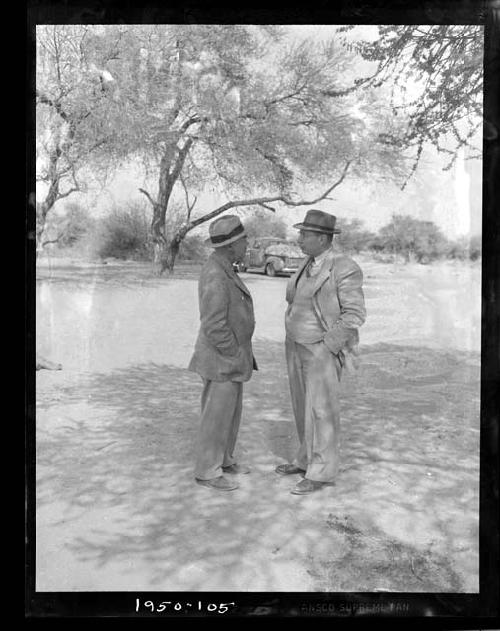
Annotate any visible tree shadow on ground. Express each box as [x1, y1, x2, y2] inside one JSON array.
[[35, 340, 480, 592]]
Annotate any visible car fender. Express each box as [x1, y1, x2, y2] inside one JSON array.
[[265, 256, 284, 270]]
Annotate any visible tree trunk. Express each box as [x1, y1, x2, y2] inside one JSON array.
[[35, 201, 51, 258], [152, 241, 171, 275], [152, 230, 184, 274]]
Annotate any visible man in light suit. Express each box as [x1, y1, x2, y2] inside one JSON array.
[[276, 209, 366, 495], [188, 215, 257, 491]]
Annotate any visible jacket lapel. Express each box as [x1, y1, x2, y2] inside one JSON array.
[[214, 254, 251, 297], [312, 249, 335, 295], [232, 270, 251, 297], [295, 256, 312, 284], [286, 256, 312, 303]]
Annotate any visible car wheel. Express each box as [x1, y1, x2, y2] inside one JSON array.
[[265, 262, 276, 277]]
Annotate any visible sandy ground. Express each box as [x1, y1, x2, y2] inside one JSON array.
[[34, 254, 481, 592]]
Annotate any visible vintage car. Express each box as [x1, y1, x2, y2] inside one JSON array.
[[234, 237, 305, 276]]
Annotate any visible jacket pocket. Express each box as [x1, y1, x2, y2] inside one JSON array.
[[217, 346, 246, 376]]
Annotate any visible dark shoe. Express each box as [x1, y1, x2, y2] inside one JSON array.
[[222, 463, 251, 475], [196, 476, 238, 491], [275, 463, 306, 476], [290, 479, 326, 495]]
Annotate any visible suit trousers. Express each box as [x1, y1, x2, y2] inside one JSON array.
[[286, 337, 342, 482], [194, 379, 243, 480]]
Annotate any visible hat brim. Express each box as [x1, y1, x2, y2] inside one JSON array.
[[205, 230, 248, 248], [293, 222, 341, 234]]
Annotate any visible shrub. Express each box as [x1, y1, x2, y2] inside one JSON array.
[[469, 234, 482, 260], [178, 234, 210, 261], [94, 203, 152, 260], [61, 203, 94, 247], [42, 202, 94, 249], [447, 234, 482, 261], [336, 219, 377, 253], [377, 214, 449, 263]]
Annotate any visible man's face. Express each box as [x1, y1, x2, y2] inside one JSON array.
[[231, 235, 248, 261], [297, 229, 328, 257]]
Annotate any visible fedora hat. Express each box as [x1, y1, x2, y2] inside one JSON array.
[[205, 215, 247, 248], [293, 209, 341, 234]]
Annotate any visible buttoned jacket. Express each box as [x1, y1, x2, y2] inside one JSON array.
[[188, 252, 257, 382], [286, 248, 366, 362]]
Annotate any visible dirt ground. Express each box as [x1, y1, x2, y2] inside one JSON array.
[[33, 254, 481, 592]]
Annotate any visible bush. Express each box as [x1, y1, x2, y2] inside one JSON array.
[[469, 234, 482, 260], [447, 234, 482, 261], [61, 203, 94, 247], [376, 214, 449, 263], [336, 219, 377, 253], [178, 234, 210, 261], [42, 202, 94, 249], [94, 203, 152, 260]]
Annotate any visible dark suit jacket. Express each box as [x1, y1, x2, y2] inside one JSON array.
[[188, 252, 257, 382]]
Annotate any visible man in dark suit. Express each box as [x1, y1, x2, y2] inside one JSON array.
[[188, 215, 257, 491], [276, 209, 366, 495]]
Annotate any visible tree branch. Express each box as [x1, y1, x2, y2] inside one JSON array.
[[178, 115, 206, 134], [258, 202, 277, 212], [186, 160, 352, 231], [139, 188, 157, 208], [179, 174, 197, 220], [42, 231, 65, 247], [56, 186, 79, 201], [36, 89, 69, 122]]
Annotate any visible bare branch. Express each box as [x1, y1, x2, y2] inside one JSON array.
[[258, 202, 277, 212], [187, 161, 352, 230], [36, 90, 69, 122], [42, 231, 65, 247], [178, 115, 206, 135], [179, 174, 197, 220], [56, 186, 79, 201], [139, 188, 157, 208]]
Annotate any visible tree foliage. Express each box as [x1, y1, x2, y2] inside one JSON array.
[[377, 214, 449, 262], [242, 210, 288, 242], [35, 25, 481, 270], [36, 25, 121, 250], [337, 25, 483, 184], [336, 218, 377, 253], [42, 202, 94, 249], [72, 25, 406, 271]]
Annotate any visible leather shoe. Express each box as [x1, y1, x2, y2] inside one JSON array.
[[196, 476, 238, 491], [290, 479, 326, 495], [275, 463, 306, 476], [222, 463, 251, 475]]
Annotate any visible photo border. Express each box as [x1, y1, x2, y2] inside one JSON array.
[[26, 0, 500, 623]]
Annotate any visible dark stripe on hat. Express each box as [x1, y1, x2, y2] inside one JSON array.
[[300, 221, 335, 232], [211, 223, 245, 243]]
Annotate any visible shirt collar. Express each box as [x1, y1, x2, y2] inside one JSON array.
[[312, 246, 333, 266]]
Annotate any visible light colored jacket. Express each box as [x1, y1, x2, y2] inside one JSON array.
[[188, 253, 257, 382], [286, 249, 366, 365]]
